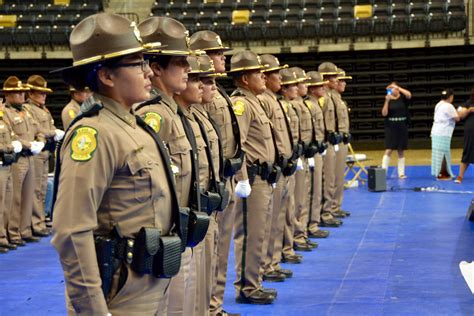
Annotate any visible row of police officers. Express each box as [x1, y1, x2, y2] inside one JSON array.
[[48, 13, 353, 316]]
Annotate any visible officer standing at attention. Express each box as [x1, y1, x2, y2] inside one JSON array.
[[257, 54, 295, 283], [3, 76, 45, 246], [229, 50, 277, 305], [0, 100, 22, 253], [331, 68, 353, 217], [289, 67, 318, 252], [52, 13, 178, 315], [305, 71, 337, 236], [189, 30, 243, 316], [25, 75, 64, 237], [318, 62, 345, 224], [278, 68, 305, 264], [61, 86, 92, 129]]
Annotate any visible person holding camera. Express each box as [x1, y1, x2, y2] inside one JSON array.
[[381, 82, 412, 178]]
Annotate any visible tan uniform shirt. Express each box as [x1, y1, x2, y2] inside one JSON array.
[[51, 94, 173, 314], [3, 102, 44, 149], [322, 89, 337, 133], [332, 90, 350, 133], [192, 104, 221, 182], [25, 100, 56, 139], [291, 96, 313, 145], [136, 89, 193, 207], [231, 87, 275, 181], [258, 89, 292, 159], [306, 96, 326, 143], [0, 109, 15, 154], [204, 86, 238, 159], [280, 98, 300, 147], [61, 99, 81, 130]]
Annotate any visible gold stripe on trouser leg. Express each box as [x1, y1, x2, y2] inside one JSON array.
[[8, 156, 35, 240], [233, 176, 273, 297], [195, 213, 218, 316], [210, 178, 236, 315], [293, 162, 311, 245], [282, 175, 297, 258], [32, 154, 49, 232], [322, 145, 337, 215], [0, 166, 12, 246], [308, 154, 323, 233], [166, 247, 195, 316], [332, 143, 348, 212]]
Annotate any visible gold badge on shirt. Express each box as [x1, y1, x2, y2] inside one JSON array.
[[144, 112, 162, 133], [70, 126, 98, 162], [233, 100, 245, 116]]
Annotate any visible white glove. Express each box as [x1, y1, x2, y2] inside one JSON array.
[[235, 179, 252, 198], [308, 157, 315, 168], [11, 140, 22, 153], [322, 149, 327, 156], [334, 144, 339, 152], [30, 141, 44, 155], [296, 158, 304, 170], [54, 129, 65, 142]]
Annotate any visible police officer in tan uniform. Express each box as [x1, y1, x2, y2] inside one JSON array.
[[278, 69, 305, 264], [2, 76, 45, 246], [25, 75, 64, 236], [135, 17, 196, 316], [332, 68, 353, 216], [257, 54, 296, 283], [189, 31, 242, 316], [61, 86, 92, 129], [229, 51, 277, 305], [305, 71, 338, 236], [318, 62, 345, 224], [52, 13, 178, 315], [289, 67, 319, 251], [0, 101, 22, 252]]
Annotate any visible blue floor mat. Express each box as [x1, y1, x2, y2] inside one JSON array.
[[1, 165, 473, 315]]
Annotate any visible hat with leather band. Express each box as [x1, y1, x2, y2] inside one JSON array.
[[189, 30, 231, 52], [187, 55, 215, 76], [139, 17, 191, 56], [280, 68, 299, 85], [53, 13, 149, 88], [318, 62, 339, 76], [1, 76, 30, 92], [290, 66, 308, 83], [337, 68, 352, 80], [69, 86, 91, 92], [197, 55, 216, 77], [227, 50, 267, 74], [306, 71, 328, 86], [261, 54, 288, 73], [26, 75, 53, 93]]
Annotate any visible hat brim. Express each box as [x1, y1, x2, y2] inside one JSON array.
[[281, 79, 300, 85], [1, 87, 30, 92], [337, 76, 352, 80], [320, 72, 339, 76], [26, 84, 53, 93], [307, 81, 328, 86], [203, 46, 232, 52], [227, 64, 267, 74], [145, 49, 191, 56], [262, 64, 288, 73]]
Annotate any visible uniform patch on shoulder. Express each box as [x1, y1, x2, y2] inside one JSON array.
[[233, 100, 245, 116], [70, 126, 98, 162], [318, 97, 325, 108], [304, 100, 313, 110], [68, 109, 76, 119], [144, 112, 163, 133]]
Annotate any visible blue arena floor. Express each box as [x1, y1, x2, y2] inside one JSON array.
[[1, 165, 474, 315]]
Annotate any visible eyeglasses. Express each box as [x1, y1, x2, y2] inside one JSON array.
[[111, 59, 150, 73]]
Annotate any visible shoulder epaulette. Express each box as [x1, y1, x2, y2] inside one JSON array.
[[135, 95, 162, 112], [230, 89, 245, 97]]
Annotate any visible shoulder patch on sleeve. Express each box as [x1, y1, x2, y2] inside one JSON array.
[[318, 97, 325, 108], [233, 100, 246, 116], [68, 109, 76, 119], [70, 126, 98, 162], [304, 100, 313, 110], [144, 112, 163, 133]]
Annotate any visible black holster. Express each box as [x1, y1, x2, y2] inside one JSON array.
[[1, 153, 16, 166], [216, 181, 230, 211], [342, 133, 352, 145], [318, 142, 328, 154], [223, 150, 244, 178], [19, 149, 33, 157], [131, 227, 160, 275], [304, 142, 319, 158], [327, 132, 342, 145], [200, 190, 222, 214], [43, 138, 56, 152], [152, 235, 182, 278], [268, 164, 282, 185], [94, 236, 120, 299], [180, 207, 209, 248], [282, 159, 298, 177]]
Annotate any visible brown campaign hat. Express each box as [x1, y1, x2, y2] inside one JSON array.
[[26, 75, 53, 93], [337, 68, 352, 80], [261, 54, 288, 73], [1, 76, 29, 92], [139, 17, 191, 56], [306, 71, 328, 86], [280, 68, 299, 85], [69, 85, 91, 92], [318, 62, 339, 76], [227, 50, 267, 74], [187, 54, 215, 76], [189, 30, 231, 52], [54, 13, 148, 89], [290, 66, 308, 83]]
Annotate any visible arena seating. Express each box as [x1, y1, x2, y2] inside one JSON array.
[[0, 0, 103, 49], [150, 0, 467, 42]]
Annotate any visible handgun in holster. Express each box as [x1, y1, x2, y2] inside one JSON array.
[[327, 131, 342, 145], [268, 164, 282, 185], [94, 235, 119, 299], [304, 141, 319, 158], [224, 150, 244, 178]]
